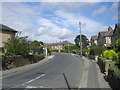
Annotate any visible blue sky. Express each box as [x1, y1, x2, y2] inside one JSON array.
[[1, 1, 119, 43]]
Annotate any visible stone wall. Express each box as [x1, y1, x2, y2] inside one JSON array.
[[1, 54, 44, 70]]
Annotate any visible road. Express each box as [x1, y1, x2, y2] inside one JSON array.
[[2, 53, 110, 89]]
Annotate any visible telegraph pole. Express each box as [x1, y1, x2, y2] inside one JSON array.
[[68, 42, 70, 53], [79, 22, 82, 57]]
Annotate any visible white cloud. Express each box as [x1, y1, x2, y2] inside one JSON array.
[[110, 2, 118, 9], [93, 6, 107, 16], [54, 10, 103, 36], [2, 0, 120, 2], [2, 2, 115, 43], [37, 18, 76, 39]]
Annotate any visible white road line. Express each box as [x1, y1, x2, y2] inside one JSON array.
[[9, 74, 45, 89]]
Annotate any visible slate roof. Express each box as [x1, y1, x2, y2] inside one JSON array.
[[104, 26, 114, 37], [105, 30, 114, 37], [0, 24, 17, 32], [117, 23, 120, 28], [98, 31, 108, 37], [112, 23, 120, 35], [91, 35, 98, 40]]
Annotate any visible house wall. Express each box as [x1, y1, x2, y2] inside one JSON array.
[[111, 26, 120, 48], [0, 30, 15, 48], [94, 40, 98, 45], [0, 31, 2, 48], [105, 37, 112, 46], [51, 45, 64, 50], [98, 37, 105, 46]]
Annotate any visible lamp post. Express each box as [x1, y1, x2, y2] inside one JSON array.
[[79, 21, 82, 57]]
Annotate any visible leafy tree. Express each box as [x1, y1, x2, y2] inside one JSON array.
[[29, 40, 44, 54], [74, 35, 89, 49], [4, 35, 30, 56], [29, 40, 44, 48]]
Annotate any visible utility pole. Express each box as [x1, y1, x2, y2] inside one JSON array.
[[79, 21, 82, 57], [68, 42, 70, 53]]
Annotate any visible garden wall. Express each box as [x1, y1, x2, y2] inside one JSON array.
[[2, 54, 44, 70]]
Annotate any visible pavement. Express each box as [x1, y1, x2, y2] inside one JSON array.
[[79, 56, 111, 88], [1, 53, 111, 89]]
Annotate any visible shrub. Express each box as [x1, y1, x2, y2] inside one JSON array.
[[34, 52, 39, 56], [82, 49, 90, 56], [103, 50, 109, 59], [0, 53, 5, 56], [90, 46, 107, 56], [108, 50, 118, 61], [109, 65, 120, 79], [4, 35, 30, 56], [52, 50, 59, 52], [61, 50, 67, 53]]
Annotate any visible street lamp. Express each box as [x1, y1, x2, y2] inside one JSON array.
[[79, 21, 82, 57]]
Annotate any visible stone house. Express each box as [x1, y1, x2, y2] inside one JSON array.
[[97, 26, 114, 47], [91, 35, 98, 45], [97, 31, 107, 46], [45, 41, 74, 51], [111, 24, 120, 48], [0, 24, 17, 52], [104, 26, 114, 47]]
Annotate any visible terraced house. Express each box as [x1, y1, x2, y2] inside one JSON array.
[[0, 24, 17, 52], [91, 24, 120, 48], [45, 41, 74, 51], [111, 24, 120, 48]]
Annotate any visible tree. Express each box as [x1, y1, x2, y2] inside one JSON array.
[[74, 34, 89, 49], [29, 40, 44, 54], [29, 40, 44, 48], [4, 35, 30, 56]]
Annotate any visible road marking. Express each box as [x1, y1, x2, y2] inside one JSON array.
[[26, 85, 44, 88], [9, 74, 45, 89]]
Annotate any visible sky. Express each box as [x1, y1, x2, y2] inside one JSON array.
[[1, 0, 119, 43]]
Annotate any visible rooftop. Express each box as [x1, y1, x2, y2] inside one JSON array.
[[91, 35, 98, 40], [0, 24, 17, 32]]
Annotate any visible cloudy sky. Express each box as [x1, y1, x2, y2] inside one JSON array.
[[1, 0, 119, 43]]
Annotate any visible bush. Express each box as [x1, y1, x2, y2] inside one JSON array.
[[34, 52, 39, 56], [90, 46, 107, 56], [82, 49, 90, 56], [4, 35, 30, 56], [103, 50, 109, 59], [61, 50, 67, 53], [108, 50, 118, 61], [52, 50, 59, 52], [0, 53, 5, 56], [109, 65, 120, 79]]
